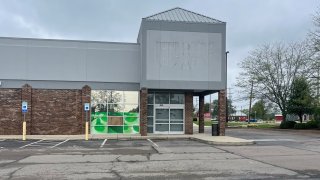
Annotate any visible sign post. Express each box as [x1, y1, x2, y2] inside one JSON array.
[[22, 101, 28, 140], [84, 103, 90, 141]]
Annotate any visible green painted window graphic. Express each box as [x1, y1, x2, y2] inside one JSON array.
[[124, 117, 139, 126], [108, 112, 123, 116], [124, 112, 139, 116], [108, 126, 123, 133], [91, 126, 108, 134], [91, 90, 139, 134], [124, 126, 140, 134], [91, 112, 107, 126]]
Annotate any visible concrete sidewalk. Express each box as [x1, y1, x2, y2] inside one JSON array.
[[0, 133, 254, 146]]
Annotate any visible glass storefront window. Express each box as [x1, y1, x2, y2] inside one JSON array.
[[124, 117, 139, 126], [155, 92, 169, 104], [94, 104, 107, 112], [108, 126, 123, 133], [155, 109, 169, 119], [91, 126, 108, 134], [107, 91, 123, 103], [170, 93, 184, 104], [155, 124, 169, 132], [170, 109, 183, 119], [147, 105, 154, 116], [107, 103, 122, 112], [91, 90, 139, 134], [124, 91, 139, 104], [91, 90, 108, 105], [170, 124, 183, 131], [147, 93, 154, 104], [147, 117, 154, 126], [123, 104, 139, 116], [147, 126, 154, 133]]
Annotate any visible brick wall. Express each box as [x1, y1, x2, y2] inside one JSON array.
[[31, 89, 82, 135], [0, 84, 91, 135], [218, 90, 226, 136], [139, 88, 148, 136], [184, 92, 193, 134], [0, 89, 21, 135], [198, 95, 204, 133]]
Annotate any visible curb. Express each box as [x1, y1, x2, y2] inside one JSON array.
[[0, 135, 255, 146], [190, 137, 255, 146]]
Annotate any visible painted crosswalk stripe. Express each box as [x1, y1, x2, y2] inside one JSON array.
[[50, 139, 69, 148], [19, 139, 44, 149], [100, 139, 107, 148], [147, 139, 159, 148]]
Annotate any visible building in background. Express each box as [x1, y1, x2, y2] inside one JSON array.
[[0, 8, 227, 135]]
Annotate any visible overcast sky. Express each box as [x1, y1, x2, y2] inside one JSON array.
[[1, 0, 319, 112]]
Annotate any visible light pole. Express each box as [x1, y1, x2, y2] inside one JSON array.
[[255, 111, 256, 121]]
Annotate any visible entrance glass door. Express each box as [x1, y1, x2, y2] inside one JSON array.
[[155, 108, 169, 133], [169, 109, 184, 133], [154, 106, 184, 134]]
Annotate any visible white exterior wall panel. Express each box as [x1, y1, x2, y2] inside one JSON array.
[[146, 30, 222, 82], [0, 38, 140, 84]]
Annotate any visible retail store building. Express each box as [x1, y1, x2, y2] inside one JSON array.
[[0, 8, 227, 136]]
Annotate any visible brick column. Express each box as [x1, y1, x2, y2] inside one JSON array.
[[140, 88, 148, 136], [199, 95, 205, 133], [184, 92, 193, 134], [21, 84, 32, 135], [81, 85, 91, 134], [218, 90, 226, 136]]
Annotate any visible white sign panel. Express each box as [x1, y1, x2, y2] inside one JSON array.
[[22, 101, 28, 113], [146, 30, 222, 82], [84, 103, 90, 111]]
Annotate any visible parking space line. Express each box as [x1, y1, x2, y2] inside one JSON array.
[[100, 139, 107, 148], [50, 139, 69, 149], [147, 139, 159, 148], [250, 139, 295, 142], [37, 142, 60, 145], [19, 139, 44, 149]]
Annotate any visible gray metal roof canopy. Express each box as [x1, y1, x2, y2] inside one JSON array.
[[144, 7, 224, 24]]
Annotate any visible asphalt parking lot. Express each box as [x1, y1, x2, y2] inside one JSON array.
[[0, 129, 320, 179]]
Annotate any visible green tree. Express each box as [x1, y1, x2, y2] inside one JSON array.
[[287, 77, 314, 123], [308, 7, 320, 120], [237, 42, 312, 121], [241, 109, 249, 116], [204, 103, 210, 112], [251, 100, 267, 119], [210, 99, 236, 118], [227, 99, 237, 116]]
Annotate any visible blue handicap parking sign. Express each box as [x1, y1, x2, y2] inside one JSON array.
[[84, 103, 90, 111], [22, 101, 28, 113]]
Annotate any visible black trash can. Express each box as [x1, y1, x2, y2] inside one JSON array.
[[211, 119, 219, 136]]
